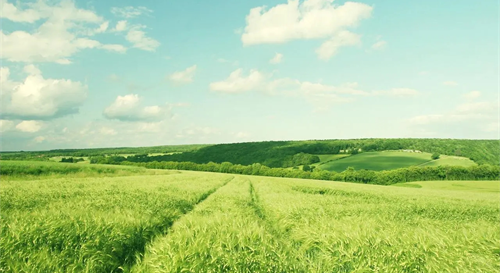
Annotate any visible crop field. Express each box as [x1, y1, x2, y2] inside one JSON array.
[[2, 167, 499, 272], [417, 155, 477, 167], [392, 180, 500, 192], [0, 160, 168, 180], [317, 151, 476, 172]]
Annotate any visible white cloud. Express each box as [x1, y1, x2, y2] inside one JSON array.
[[443, 81, 458, 86], [34, 136, 46, 143], [372, 88, 419, 97], [0, 120, 15, 132], [169, 65, 197, 84], [103, 94, 171, 122], [0, 0, 42, 23], [316, 30, 361, 60], [0, 65, 88, 120], [300, 81, 368, 95], [126, 27, 160, 51], [241, 0, 372, 45], [269, 53, 284, 64], [114, 20, 127, 32], [371, 40, 386, 50], [463, 91, 481, 100], [209, 69, 265, 93], [101, 44, 127, 53], [111, 6, 152, 18], [95, 21, 109, 34], [16, 120, 43, 133], [409, 101, 498, 128], [0, 1, 127, 63]]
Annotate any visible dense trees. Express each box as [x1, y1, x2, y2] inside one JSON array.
[[112, 139, 499, 167], [118, 160, 499, 185]]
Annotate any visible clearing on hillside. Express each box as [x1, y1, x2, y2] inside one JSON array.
[[317, 151, 476, 172]]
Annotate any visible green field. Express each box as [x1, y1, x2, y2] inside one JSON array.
[[417, 155, 477, 167], [393, 180, 500, 193], [317, 151, 476, 172], [2, 164, 498, 272]]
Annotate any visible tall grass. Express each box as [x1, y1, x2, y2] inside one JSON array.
[[0, 173, 229, 272], [0, 160, 163, 180], [2, 168, 499, 272]]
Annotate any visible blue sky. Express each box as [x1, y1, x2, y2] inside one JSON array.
[[0, 0, 498, 151]]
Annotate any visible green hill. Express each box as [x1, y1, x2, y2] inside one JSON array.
[[123, 138, 499, 168], [317, 151, 476, 172]]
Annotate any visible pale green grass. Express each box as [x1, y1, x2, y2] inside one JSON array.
[[2, 169, 498, 272], [417, 155, 477, 167], [251, 176, 500, 272], [0, 172, 229, 272], [393, 180, 500, 193], [132, 177, 305, 272]]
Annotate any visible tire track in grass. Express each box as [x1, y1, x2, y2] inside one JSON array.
[[132, 176, 310, 273], [118, 175, 234, 272], [248, 178, 310, 272]]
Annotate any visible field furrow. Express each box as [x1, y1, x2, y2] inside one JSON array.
[[132, 176, 308, 273], [0, 173, 230, 273], [252, 176, 500, 272]]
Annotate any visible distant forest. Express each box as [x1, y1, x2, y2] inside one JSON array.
[[89, 139, 499, 167]]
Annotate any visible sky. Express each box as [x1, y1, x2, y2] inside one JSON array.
[[0, 0, 498, 151]]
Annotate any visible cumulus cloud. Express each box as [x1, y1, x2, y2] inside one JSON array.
[[16, 120, 43, 133], [242, 0, 372, 45], [126, 26, 160, 51], [114, 20, 127, 31], [169, 65, 197, 84], [0, 0, 43, 23], [209, 69, 266, 93], [269, 53, 284, 64], [0, 0, 128, 64], [103, 94, 171, 122], [0, 65, 88, 120], [111, 6, 152, 18], [316, 30, 361, 60], [210, 69, 419, 107]]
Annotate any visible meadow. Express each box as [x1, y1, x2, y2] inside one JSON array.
[[317, 151, 476, 172], [1, 161, 498, 272]]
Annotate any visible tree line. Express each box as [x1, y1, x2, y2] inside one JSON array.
[[110, 160, 499, 185], [96, 139, 499, 167]]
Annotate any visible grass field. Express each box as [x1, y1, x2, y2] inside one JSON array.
[[317, 151, 476, 172], [392, 180, 500, 193], [1, 167, 498, 272], [0, 160, 168, 180], [417, 155, 477, 167]]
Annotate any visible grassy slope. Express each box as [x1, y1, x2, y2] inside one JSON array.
[[318, 151, 477, 172], [318, 151, 432, 172], [418, 155, 476, 167], [2, 165, 499, 272], [0, 172, 230, 272], [392, 180, 500, 193], [0, 160, 171, 180]]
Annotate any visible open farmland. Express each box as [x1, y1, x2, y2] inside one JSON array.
[[2, 165, 498, 272], [317, 151, 476, 172]]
